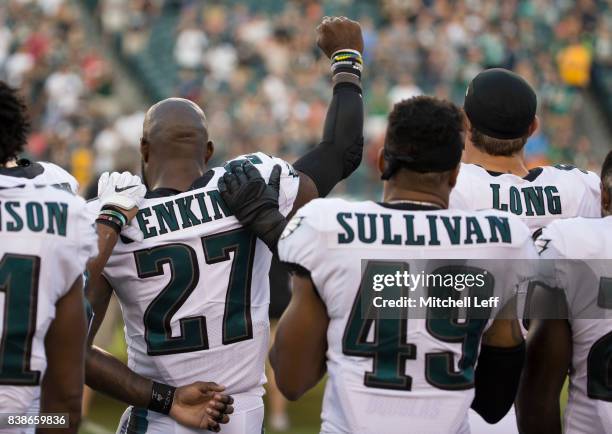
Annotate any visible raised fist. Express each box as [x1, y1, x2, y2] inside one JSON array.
[[316, 16, 363, 59]]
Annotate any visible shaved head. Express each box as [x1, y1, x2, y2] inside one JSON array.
[[142, 97, 209, 156], [140, 98, 214, 191]]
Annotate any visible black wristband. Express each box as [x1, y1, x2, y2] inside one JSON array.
[[101, 205, 129, 226], [148, 381, 176, 415], [95, 216, 122, 234]]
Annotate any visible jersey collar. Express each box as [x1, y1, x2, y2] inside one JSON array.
[[483, 166, 544, 182], [376, 202, 443, 211]]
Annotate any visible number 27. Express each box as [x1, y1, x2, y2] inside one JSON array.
[[134, 228, 256, 356]]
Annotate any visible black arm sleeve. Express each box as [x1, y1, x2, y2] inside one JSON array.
[[293, 82, 364, 197], [471, 342, 525, 424]]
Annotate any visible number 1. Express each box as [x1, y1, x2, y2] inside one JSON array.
[[0, 254, 41, 385]]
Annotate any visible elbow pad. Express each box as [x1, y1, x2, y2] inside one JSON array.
[[294, 83, 364, 197], [471, 341, 525, 423]]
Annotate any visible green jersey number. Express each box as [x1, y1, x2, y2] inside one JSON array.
[[426, 265, 492, 390], [587, 277, 612, 401], [0, 254, 41, 385], [342, 262, 416, 390], [343, 262, 493, 391], [134, 228, 256, 356]]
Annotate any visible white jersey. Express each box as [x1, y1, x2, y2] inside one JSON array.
[[278, 198, 538, 434], [0, 183, 96, 432], [0, 160, 79, 194], [450, 163, 600, 233], [537, 218, 612, 434], [99, 153, 299, 432]]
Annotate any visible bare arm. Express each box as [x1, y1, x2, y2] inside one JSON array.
[[481, 297, 524, 348], [84, 212, 159, 406], [86, 345, 152, 407], [516, 318, 571, 434], [87, 169, 144, 284], [84, 274, 154, 406], [83, 232, 155, 405], [86, 223, 121, 292], [38, 276, 87, 434], [270, 272, 329, 401], [83, 170, 157, 406]]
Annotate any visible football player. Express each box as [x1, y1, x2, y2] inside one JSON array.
[[451, 68, 601, 433], [0, 84, 146, 433], [0, 82, 79, 194], [220, 96, 537, 433], [84, 17, 365, 434], [450, 68, 600, 236], [516, 150, 612, 434]]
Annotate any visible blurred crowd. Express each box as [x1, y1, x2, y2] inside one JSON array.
[[0, 0, 145, 190], [1, 0, 611, 195], [99, 0, 612, 181]]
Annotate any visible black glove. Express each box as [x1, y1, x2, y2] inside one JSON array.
[[218, 161, 287, 250]]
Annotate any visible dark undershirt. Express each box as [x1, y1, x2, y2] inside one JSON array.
[[0, 159, 44, 179], [483, 166, 543, 182], [376, 202, 442, 211]]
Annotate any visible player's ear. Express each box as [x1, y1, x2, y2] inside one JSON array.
[[463, 117, 474, 148], [376, 146, 385, 175], [463, 111, 471, 131], [527, 116, 539, 138], [205, 141, 214, 164], [140, 137, 149, 163]]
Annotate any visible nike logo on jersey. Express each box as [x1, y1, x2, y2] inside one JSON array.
[[115, 185, 139, 193]]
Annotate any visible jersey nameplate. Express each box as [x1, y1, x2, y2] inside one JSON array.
[[0, 200, 68, 235], [490, 184, 562, 216], [335, 212, 512, 246], [136, 189, 233, 240]]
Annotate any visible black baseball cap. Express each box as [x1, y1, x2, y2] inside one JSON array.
[[464, 68, 537, 140]]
